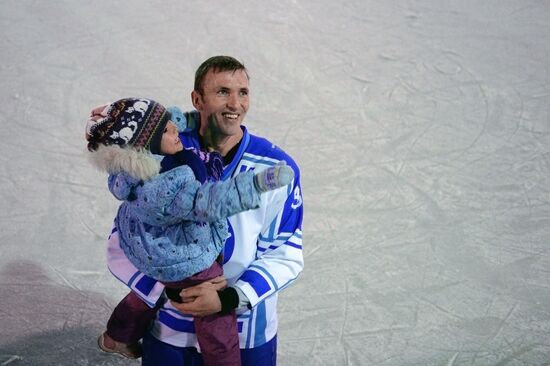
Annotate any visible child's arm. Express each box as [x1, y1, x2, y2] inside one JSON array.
[[125, 162, 293, 226]]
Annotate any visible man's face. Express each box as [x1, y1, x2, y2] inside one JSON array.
[[192, 69, 250, 138], [160, 121, 183, 155]]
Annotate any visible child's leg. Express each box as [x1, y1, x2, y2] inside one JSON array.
[[194, 311, 241, 366], [165, 261, 241, 366], [106, 291, 159, 344]]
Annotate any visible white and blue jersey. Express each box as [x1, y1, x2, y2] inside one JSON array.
[[106, 114, 304, 349]]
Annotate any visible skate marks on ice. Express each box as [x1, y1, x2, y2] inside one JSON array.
[[1, 0, 550, 365], [0, 261, 136, 365], [277, 4, 550, 365]]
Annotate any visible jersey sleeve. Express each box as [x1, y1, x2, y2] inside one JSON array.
[[234, 164, 304, 307], [106, 226, 166, 307]]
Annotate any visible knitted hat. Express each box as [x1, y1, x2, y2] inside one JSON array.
[[86, 98, 169, 155], [85, 98, 170, 180]]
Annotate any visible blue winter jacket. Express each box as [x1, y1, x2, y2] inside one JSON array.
[[109, 165, 261, 282]]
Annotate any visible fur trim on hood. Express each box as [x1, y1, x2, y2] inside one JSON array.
[[87, 144, 160, 181]]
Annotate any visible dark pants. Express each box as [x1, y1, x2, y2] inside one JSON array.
[[142, 331, 277, 366], [106, 261, 240, 366]]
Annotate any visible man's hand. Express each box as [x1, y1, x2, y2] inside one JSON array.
[[170, 276, 227, 317]]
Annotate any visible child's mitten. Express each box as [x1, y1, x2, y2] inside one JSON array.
[[167, 106, 187, 132], [254, 161, 294, 192]]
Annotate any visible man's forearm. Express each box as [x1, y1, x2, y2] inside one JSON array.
[[217, 286, 251, 314]]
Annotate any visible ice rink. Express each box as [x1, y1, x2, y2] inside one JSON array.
[[1, 1, 550, 365]]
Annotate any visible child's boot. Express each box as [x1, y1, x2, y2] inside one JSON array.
[[97, 331, 142, 359]]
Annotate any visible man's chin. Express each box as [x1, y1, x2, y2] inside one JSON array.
[[220, 126, 244, 139]]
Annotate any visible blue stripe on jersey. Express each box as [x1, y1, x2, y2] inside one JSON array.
[[223, 220, 235, 264], [222, 132, 250, 180], [281, 242, 302, 250], [254, 301, 267, 345], [267, 216, 276, 240], [240, 270, 271, 297], [107, 268, 157, 307], [162, 307, 192, 318], [257, 241, 303, 253], [134, 275, 157, 295], [245, 308, 254, 348], [159, 310, 196, 333], [127, 271, 141, 287], [258, 214, 285, 243], [159, 311, 244, 334], [250, 265, 279, 291], [238, 164, 249, 174], [241, 155, 277, 166], [258, 233, 292, 243]]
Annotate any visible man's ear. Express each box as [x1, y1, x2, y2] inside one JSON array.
[[191, 90, 202, 110]]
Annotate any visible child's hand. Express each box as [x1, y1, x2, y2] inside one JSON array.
[[254, 161, 294, 192]]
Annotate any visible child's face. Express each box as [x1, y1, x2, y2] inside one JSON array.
[[160, 121, 183, 155]]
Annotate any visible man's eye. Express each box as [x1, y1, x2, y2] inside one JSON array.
[[217, 90, 229, 96]]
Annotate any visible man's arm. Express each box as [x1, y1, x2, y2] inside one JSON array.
[[232, 175, 304, 308]]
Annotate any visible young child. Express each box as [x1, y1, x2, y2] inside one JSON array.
[[85, 98, 293, 365]]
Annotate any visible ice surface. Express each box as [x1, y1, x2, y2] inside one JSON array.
[[1, 0, 549, 365]]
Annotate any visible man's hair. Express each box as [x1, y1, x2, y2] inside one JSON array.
[[194, 56, 249, 94]]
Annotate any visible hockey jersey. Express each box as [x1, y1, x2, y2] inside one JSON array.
[[106, 111, 304, 349]]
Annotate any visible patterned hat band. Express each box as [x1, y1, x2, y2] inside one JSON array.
[[86, 98, 169, 155]]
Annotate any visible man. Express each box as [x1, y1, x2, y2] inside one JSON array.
[[105, 56, 304, 365]]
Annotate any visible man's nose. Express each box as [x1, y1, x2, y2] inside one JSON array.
[[226, 94, 239, 110]]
